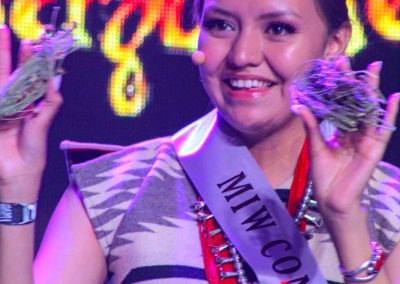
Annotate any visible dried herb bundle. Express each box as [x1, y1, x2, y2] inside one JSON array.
[[0, 23, 79, 120], [290, 58, 394, 133]]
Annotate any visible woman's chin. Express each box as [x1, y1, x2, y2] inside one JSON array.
[[223, 117, 276, 139], [219, 110, 300, 143]]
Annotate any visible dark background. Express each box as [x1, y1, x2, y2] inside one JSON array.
[[1, 1, 399, 250]]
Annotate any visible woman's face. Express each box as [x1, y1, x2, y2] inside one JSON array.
[[198, 0, 341, 139]]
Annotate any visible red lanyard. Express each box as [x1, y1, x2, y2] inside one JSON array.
[[287, 139, 310, 232]]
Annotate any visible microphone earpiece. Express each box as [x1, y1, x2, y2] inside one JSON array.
[[192, 50, 206, 66]]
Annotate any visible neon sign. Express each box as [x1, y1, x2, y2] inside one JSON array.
[[367, 0, 400, 41], [101, 0, 198, 116], [0, 0, 399, 117], [346, 0, 366, 56], [0, 3, 4, 23]]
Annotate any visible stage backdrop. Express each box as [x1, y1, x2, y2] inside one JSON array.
[[1, 0, 399, 250]]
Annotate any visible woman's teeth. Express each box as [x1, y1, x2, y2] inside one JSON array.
[[229, 79, 273, 89]]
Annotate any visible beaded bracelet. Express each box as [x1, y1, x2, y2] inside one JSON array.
[[340, 241, 384, 282]]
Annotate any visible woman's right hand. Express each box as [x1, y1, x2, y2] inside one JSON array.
[[0, 25, 63, 203]]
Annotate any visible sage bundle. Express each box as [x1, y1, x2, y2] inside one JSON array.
[[290, 57, 395, 133], [0, 22, 79, 120]]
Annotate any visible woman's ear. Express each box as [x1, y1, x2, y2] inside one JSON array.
[[324, 22, 352, 58]]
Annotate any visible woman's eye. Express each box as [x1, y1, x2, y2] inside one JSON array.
[[266, 23, 296, 36], [203, 19, 234, 32]]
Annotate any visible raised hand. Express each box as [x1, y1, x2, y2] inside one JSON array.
[[292, 56, 400, 283], [0, 25, 62, 203], [292, 57, 399, 218]]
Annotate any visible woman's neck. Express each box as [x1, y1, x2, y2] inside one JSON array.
[[243, 119, 306, 188]]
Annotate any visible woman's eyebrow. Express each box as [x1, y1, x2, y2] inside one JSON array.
[[203, 6, 236, 17], [203, 6, 301, 20], [257, 10, 302, 20]]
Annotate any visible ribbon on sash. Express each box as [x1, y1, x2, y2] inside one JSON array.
[[172, 110, 327, 284]]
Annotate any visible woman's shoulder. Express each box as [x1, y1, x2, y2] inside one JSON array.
[[60, 137, 187, 208], [60, 137, 174, 163], [375, 161, 400, 181], [370, 161, 400, 197], [59, 137, 188, 260], [60, 137, 177, 182], [367, 161, 400, 254]]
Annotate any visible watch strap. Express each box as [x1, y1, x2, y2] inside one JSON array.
[[0, 202, 37, 225]]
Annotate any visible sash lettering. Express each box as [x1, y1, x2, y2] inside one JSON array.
[[283, 275, 310, 284], [218, 172, 277, 229], [218, 173, 307, 281], [218, 171, 254, 202], [242, 205, 277, 231]]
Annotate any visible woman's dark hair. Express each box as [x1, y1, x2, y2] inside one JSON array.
[[192, 0, 350, 34], [316, 0, 350, 33]]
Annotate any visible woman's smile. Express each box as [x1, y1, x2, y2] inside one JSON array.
[[222, 73, 278, 100]]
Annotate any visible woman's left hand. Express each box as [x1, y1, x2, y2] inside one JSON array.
[[292, 57, 400, 219]]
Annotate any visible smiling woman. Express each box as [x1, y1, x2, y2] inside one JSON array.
[[0, 0, 399, 284]]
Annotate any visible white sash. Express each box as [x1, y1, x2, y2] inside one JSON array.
[[172, 110, 327, 284]]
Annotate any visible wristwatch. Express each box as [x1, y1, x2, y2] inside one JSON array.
[[0, 202, 37, 225]]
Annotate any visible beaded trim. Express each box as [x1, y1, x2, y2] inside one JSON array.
[[294, 181, 321, 240], [192, 201, 252, 283], [192, 185, 321, 284]]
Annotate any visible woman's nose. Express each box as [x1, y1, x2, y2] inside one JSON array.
[[227, 30, 264, 69]]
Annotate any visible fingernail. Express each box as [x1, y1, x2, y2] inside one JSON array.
[[371, 61, 383, 73], [392, 92, 400, 100], [20, 39, 33, 45], [0, 24, 10, 40], [291, 104, 302, 114], [0, 24, 9, 33], [53, 75, 63, 92]]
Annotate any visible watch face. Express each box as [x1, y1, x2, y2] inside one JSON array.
[[12, 203, 25, 223], [0, 202, 37, 225]]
